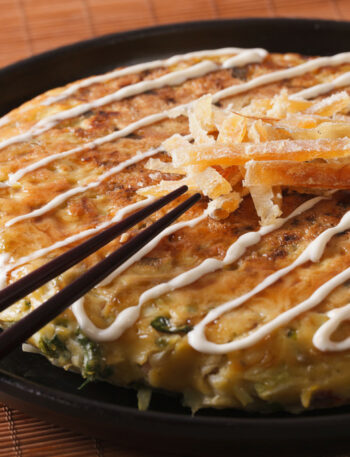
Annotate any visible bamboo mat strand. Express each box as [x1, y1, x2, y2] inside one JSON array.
[[1, 0, 350, 455]]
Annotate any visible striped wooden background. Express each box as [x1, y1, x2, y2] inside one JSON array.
[[0, 405, 166, 456], [1, 0, 350, 68], [2, 0, 350, 456]]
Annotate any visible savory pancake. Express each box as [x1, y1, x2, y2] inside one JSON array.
[[1, 47, 350, 412]]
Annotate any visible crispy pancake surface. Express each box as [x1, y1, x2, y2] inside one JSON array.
[[1, 48, 350, 412]]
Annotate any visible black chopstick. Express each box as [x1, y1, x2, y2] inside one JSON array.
[[0, 185, 188, 312], [0, 192, 201, 359]]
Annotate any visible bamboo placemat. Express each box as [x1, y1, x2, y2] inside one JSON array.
[[0, 405, 166, 456], [1, 0, 350, 68], [2, 0, 350, 455]]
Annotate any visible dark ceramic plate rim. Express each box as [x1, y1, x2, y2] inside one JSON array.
[[1, 17, 350, 451]]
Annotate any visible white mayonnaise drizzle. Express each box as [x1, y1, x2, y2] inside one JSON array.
[[0, 62, 213, 152], [2, 47, 350, 355], [43, 47, 253, 105], [71, 212, 208, 340], [0, 253, 10, 289], [221, 48, 267, 68], [0, 50, 267, 154], [99, 211, 207, 287], [5, 148, 161, 227], [72, 197, 324, 342], [0, 116, 9, 127], [313, 303, 350, 351], [0, 197, 155, 287], [4, 48, 349, 190], [291, 70, 350, 100], [211, 52, 350, 103], [188, 206, 350, 354], [5, 48, 350, 227], [5, 113, 173, 185]]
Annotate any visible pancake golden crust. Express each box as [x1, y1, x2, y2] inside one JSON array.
[[1, 48, 350, 413]]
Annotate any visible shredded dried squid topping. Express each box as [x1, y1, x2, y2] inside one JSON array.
[[141, 90, 350, 225]]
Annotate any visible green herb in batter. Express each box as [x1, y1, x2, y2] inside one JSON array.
[[286, 328, 297, 340], [76, 330, 112, 381], [39, 335, 68, 359], [151, 316, 192, 334], [78, 378, 92, 390]]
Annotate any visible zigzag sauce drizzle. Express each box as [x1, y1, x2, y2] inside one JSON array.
[[71, 197, 325, 342], [5, 147, 163, 227], [4, 49, 350, 188], [4, 51, 350, 226], [188, 204, 350, 354], [1, 197, 156, 284], [0, 49, 267, 153], [42, 47, 254, 106], [291, 70, 350, 100], [0, 47, 251, 127], [2, 49, 350, 354], [313, 303, 350, 351], [72, 211, 208, 340]]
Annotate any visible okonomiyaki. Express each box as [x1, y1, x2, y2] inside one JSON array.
[[1, 47, 350, 412]]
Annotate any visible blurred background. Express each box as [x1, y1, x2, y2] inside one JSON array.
[[1, 0, 350, 68]]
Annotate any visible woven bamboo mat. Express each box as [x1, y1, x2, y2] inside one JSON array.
[[2, 0, 350, 456], [0, 406, 165, 456], [1, 0, 350, 68]]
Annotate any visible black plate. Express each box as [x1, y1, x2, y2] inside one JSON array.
[[1, 18, 350, 456]]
